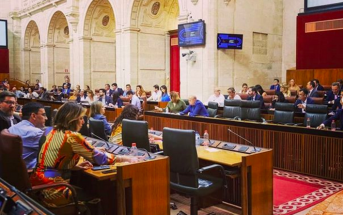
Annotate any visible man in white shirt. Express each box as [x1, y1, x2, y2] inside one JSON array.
[[227, 87, 241, 100], [127, 91, 141, 111], [147, 84, 162, 101], [207, 88, 225, 107]]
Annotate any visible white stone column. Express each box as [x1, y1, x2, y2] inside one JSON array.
[[79, 36, 92, 89], [22, 48, 31, 82], [40, 44, 55, 88], [165, 32, 170, 88]]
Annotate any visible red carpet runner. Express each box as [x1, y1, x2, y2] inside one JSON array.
[[273, 170, 343, 215]]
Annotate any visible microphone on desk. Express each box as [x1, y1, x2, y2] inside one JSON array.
[[227, 129, 259, 153], [138, 148, 156, 160], [90, 132, 111, 150]]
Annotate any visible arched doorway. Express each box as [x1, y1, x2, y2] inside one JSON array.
[[47, 11, 70, 87], [23, 21, 41, 84], [130, 0, 180, 91], [83, 0, 116, 89]]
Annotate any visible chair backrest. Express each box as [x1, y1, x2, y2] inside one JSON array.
[[0, 129, 31, 192], [322, 85, 331, 91], [290, 90, 297, 96], [182, 99, 189, 106], [274, 102, 295, 124], [44, 106, 52, 126], [163, 128, 199, 188], [122, 119, 150, 151], [316, 91, 326, 98], [79, 115, 89, 136], [207, 102, 218, 117], [265, 89, 276, 95], [236, 93, 248, 100], [223, 100, 241, 119], [304, 104, 328, 127], [285, 96, 296, 103], [240, 100, 261, 121], [263, 95, 274, 109], [224, 95, 228, 99], [89, 117, 108, 141], [312, 97, 324, 104]]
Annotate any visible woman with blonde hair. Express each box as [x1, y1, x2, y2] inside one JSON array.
[[155, 91, 186, 113], [288, 79, 300, 92], [86, 90, 97, 103], [89, 101, 112, 135], [135, 85, 146, 98], [280, 84, 291, 98], [30, 102, 143, 207]]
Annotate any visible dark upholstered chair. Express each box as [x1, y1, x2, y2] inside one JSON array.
[[263, 95, 274, 109], [285, 96, 296, 104], [290, 90, 297, 96], [44, 106, 52, 126], [265, 89, 276, 95], [273, 102, 295, 124], [223, 100, 241, 119], [162, 128, 226, 215], [0, 129, 86, 215], [89, 117, 108, 141], [236, 93, 248, 100], [316, 91, 326, 98], [79, 115, 89, 136], [183, 99, 190, 106], [207, 102, 218, 117], [322, 85, 331, 91], [312, 97, 324, 104], [122, 119, 150, 152], [240, 100, 262, 121], [304, 104, 328, 127]]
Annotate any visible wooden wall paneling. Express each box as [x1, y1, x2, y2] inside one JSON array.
[[313, 68, 343, 85], [0, 73, 9, 82]]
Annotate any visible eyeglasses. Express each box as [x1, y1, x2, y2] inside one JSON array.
[[2, 101, 17, 105]]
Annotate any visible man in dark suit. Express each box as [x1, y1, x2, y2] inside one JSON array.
[[104, 84, 113, 97], [270, 79, 281, 92], [326, 82, 341, 104], [247, 87, 264, 108], [111, 83, 124, 96], [317, 109, 343, 130], [306, 81, 319, 98], [313, 79, 324, 91], [294, 88, 314, 112], [98, 89, 113, 106], [0, 91, 21, 131]]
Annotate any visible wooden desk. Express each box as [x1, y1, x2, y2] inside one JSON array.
[[146, 101, 169, 111], [17, 98, 122, 122], [82, 157, 170, 215], [154, 139, 273, 215]]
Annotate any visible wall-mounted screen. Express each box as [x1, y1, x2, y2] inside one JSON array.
[[0, 20, 8, 48], [178, 20, 205, 47], [217, 34, 243, 50], [305, 0, 343, 12]]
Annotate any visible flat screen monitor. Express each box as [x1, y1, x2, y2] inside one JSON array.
[[0, 20, 8, 48], [178, 20, 205, 47], [217, 33, 243, 49]]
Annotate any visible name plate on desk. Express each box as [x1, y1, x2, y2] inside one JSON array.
[[215, 142, 262, 154]]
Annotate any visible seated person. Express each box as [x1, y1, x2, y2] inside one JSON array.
[[326, 82, 341, 104], [110, 105, 162, 144], [155, 91, 186, 113], [271, 92, 286, 109], [136, 85, 147, 99], [317, 109, 343, 130], [147, 84, 161, 101], [62, 76, 71, 89], [9, 102, 47, 169], [68, 91, 78, 101], [0, 91, 21, 131], [12, 87, 25, 98], [227, 87, 241, 100], [289, 79, 300, 93], [86, 90, 97, 104], [111, 83, 124, 96], [126, 90, 142, 111], [255, 84, 267, 97], [54, 88, 64, 101], [247, 87, 264, 108], [160, 85, 170, 102], [179, 96, 209, 117], [89, 101, 112, 135], [39, 88, 51, 100], [239, 83, 248, 94], [62, 84, 70, 95], [50, 85, 58, 94], [270, 79, 280, 92], [331, 90, 343, 111], [307, 81, 319, 98], [79, 90, 87, 102], [30, 102, 143, 207], [123, 84, 134, 97], [207, 87, 225, 107], [111, 91, 123, 108], [98, 88, 113, 106], [313, 79, 324, 91], [280, 84, 290, 98], [294, 88, 314, 113]]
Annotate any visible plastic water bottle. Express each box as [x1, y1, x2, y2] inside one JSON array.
[[166, 106, 169, 113], [195, 131, 200, 145], [306, 118, 311, 128], [130, 143, 138, 156], [203, 130, 209, 140], [331, 120, 336, 131]]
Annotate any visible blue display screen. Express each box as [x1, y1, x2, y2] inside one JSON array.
[[178, 21, 205, 47], [217, 33, 243, 49]]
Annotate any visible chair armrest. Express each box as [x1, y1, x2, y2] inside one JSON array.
[[266, 120, 273, 123], [214, 114, 222, 118], [294, 123, 303, 126], [284, 123, 296, 126], [198, 164, 225, 174], [31, 182, 80, 212], [233, 116, 241, 121]]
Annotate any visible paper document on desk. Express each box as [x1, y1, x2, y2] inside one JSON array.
[[205, 147, 220, 152]]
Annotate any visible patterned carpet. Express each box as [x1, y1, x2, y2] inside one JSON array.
[[273, 170, 343, 215]]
